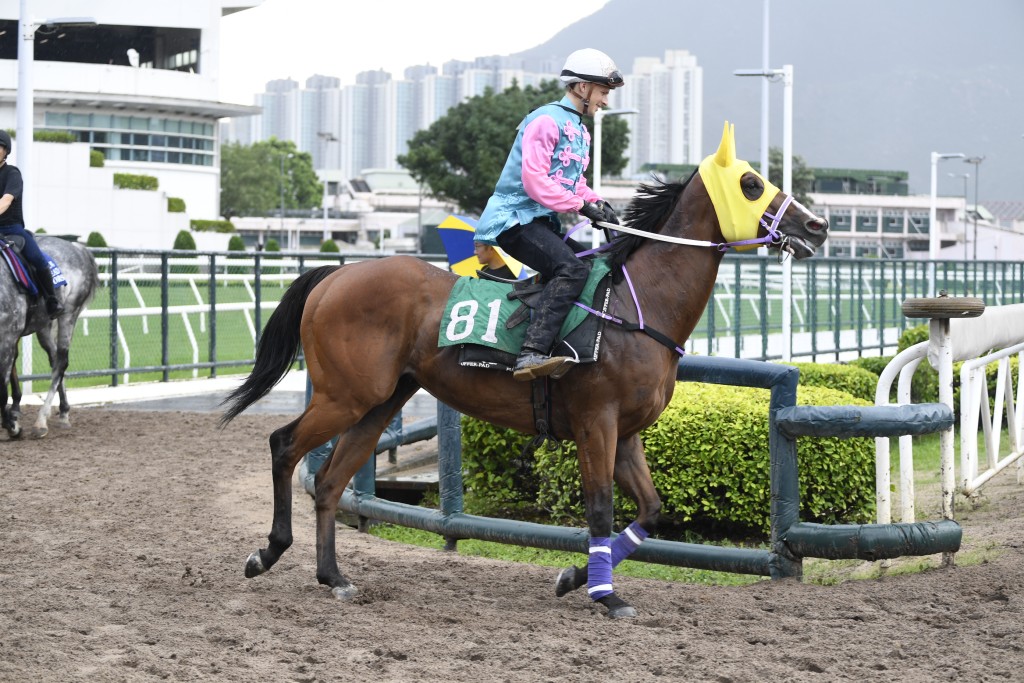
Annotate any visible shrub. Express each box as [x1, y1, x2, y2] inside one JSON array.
[[114, 173, 159, 191], [167, 197, 186, 213], [227, 234, 248, 275], [172, 230, 196, 250], [89, 150, 105, 168], [782, 361, 878, 402], [462, 381, 875, 537], [35, 228, 45, 234], [33, 130, 75, 143], [191, 219, 235, 233], [85, 231, 107, 248], [320, 239, 340, 253]]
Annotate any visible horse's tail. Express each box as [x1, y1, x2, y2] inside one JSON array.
[[220, 265, 340, 425]]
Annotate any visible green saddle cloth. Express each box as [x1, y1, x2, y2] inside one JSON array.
[[438, 259, 611, 354]]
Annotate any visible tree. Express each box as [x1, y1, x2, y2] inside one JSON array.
[[399, 80, 629, 215], [227, 234, 245, 251], [220, 138, 323, 219], [319, 239, 340, 253], [768, 147, 815, 207], [85, 231, 107, 248]]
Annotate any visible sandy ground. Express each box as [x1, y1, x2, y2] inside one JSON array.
[[1, 406, 1023, 682]]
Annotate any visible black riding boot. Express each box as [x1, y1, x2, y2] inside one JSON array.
[[36, 273, 65, 319]]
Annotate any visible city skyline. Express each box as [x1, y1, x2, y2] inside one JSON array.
[[224, 49, 704, 185]]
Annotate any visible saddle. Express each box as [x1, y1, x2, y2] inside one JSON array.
[[0, 235, 68, 297], [441, 260, 614, 374]]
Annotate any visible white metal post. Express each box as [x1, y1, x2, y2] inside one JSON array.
[[781, 65, 793, 361], [929, 151, 965, 295], [590, 108, 638, 249], [16, 0, 36, 230]]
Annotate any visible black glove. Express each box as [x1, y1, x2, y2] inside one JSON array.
[[580, 200, 618, 225]]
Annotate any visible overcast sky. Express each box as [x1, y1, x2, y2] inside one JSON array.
[[218, 0, 611, 104]]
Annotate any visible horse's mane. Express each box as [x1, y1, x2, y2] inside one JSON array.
[[601, 170, 695, 275]]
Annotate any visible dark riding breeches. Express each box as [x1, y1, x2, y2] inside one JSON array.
[[496, 219, 590, 355]]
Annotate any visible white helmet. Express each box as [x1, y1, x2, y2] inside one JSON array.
[[559, 48, 624, 89]]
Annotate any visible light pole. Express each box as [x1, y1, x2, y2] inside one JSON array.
[[317, 132, 337, 242], [16, 4, 95, 229], [929, 151, 965, 294], [591, 107, 639, 248], [279, 152, 294, 250], [734, 64, 794, 360], [948, 172, 969, 259], [964, 156, 984, 260]]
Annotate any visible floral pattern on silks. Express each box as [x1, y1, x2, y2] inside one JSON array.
[[475, 95, 602, 245]]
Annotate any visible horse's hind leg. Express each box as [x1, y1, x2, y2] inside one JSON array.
[[312, 377, 420, 599], [30, 325, 64, 438], [556, 434, 660, 618], [243, 414, 307, 578]]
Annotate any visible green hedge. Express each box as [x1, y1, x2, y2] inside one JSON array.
[[114, 173, 159, 191], [89, 150, 105, 168], [167, 197, 186, 213], [320, 239, 340, 253], [85, 231, 107, 248], [190, 219, 234, 233], [462, 381, 875, 537], [33, 130, 75, 143], [782, 361, 878, 402]]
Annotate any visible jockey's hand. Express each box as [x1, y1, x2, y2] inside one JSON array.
[[579, 201, 608, 225], [598, 201, 619, 225]]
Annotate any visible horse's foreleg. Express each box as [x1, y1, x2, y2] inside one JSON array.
[[311, 379, 419, 600], [557, 434, 658, 619], [568, 428, 639, 618], [31, 327, 63, 438], [244, 416, 304, 578]]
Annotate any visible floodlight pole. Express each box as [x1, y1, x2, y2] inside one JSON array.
[[591, 107, 639, 248], [733, 64, 793, 359], [929, 151, 965, 294]]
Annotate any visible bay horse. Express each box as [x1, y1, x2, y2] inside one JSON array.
[[1, 235, 98, 439], [222, 123, 829, 618]]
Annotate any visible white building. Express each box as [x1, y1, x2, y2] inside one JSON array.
[[619, 50, 703, 176], [0, 0, 260, 239]]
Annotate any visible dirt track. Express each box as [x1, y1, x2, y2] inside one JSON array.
[[2, 406, 1023, 682]]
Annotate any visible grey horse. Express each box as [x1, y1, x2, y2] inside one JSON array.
[[1, 235, 98, 438]]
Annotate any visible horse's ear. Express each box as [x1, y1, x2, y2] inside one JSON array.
[[712, 120, 736, 167]]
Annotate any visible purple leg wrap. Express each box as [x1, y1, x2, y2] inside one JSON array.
[[611, 521, 650, 568], [587, 537, 613, 601]]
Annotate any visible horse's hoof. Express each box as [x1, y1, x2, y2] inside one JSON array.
[[330, 584, 358, 601], [7, 425, 22, 440], [244, 551, 266, 578], [607, 604, 637, 619], [57, 416, 72, 429], [31, 426, 47, 439], [598, 593, 637, 619], [555, 565, 584, 597]]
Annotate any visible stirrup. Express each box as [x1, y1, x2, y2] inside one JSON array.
[[512, 352, 565, 382]]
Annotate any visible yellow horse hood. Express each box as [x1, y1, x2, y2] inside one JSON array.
[[698, 121, 781, 249]]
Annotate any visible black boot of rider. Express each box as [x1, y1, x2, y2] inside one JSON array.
[[36, 275, 65, 319]]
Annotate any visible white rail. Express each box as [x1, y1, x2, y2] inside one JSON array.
[[875, 303, 1024, 524]]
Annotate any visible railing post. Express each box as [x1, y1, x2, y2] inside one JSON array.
[[254, 252, 262, 350], [733, 261, 742, 357], [161, 254, 169, 382], [109, 251, 119, 387], [759, 259, 768, 359], [437, 401, 464, 551], [208, 253, 217, 378]]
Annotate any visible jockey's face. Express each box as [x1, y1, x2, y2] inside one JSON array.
[[0, 147, 8, 165]]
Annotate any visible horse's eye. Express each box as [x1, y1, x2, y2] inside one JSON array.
[[740, 172, 764, 201]]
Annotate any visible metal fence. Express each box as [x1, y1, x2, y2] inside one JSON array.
[[19, 249, 1024, 389]]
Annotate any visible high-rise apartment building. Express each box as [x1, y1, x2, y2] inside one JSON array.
[[224, 50, 704, 187], [618, 50, 703, 176]]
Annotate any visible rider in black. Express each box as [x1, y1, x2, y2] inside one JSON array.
[[0, 130, 64, 318]]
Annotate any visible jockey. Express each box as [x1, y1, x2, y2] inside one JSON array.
[[475, 48, 623, 381], [0, 130, 64, 318]]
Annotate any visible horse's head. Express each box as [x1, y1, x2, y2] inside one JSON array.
[[698, 121, 828, 259]]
